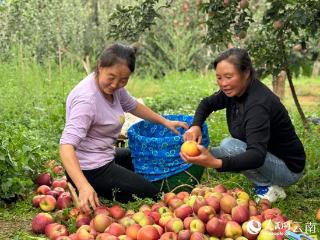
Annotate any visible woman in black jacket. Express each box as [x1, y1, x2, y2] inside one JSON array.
[[180, 48, 305, 202]]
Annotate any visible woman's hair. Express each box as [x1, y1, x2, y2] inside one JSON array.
[[95, 43, 138, 76], [212, 48, 255, 79]]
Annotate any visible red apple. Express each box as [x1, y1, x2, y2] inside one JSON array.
[[190, 232, 207, 240], [56, 236, 71, 240], [96, 233, 119, 240], [45, 223, 69, 240], [93, 214, 113, 233], [205, 196, 220, 213], [197, 205, 216, 223], [213, 184, 227, 193], [57, 192, 73, 210], [151, 202, 165, 212], [76, 214, 92, 228], [149, 211, 161, 223], [168, 197, 184, 210], [220, 194, 237, 214], [52, 179, 68, 189], [183, 216, 196, 230], [118, 235, 133, 240], [105, 222, 125, 237], [181, 141, 200, 157], [160, 232, 178, 240], [39, 195, 56, 212], [192, 196, 206, 213], [176, 191, 190, 201], [119, 216, 135, 228], [37, 185, 51, 195], [224, 221, 242, 239], [47, 190, 60, 199], [109, 205, 125, 220], [53, 165, 64, 174], [174, 204, 193, 220], [32, 194, 45, 208], [178, 229, 191, 240], [249, 205, 259, 216], [32, 212, 54, 234], [164, 192, 176, 204], [53, 187, 65, 196], [36, 172, 52, 186], [262, 208, 281, 220], [206, 217, 226, 237], [94, 206, 110, 216], [126, 224, 141, 240], [152, 224, 164, 236], [189, 218, 205, 233], [231, 205, 250, 224], [136, 225, 160, 240]]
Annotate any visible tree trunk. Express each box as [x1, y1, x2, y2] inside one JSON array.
[[272, 70, 286, 100], [286, 69, 310, 130], [312, 60, 320, 77]]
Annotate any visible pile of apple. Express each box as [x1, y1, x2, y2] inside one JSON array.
[[31, 163, 300, 240]]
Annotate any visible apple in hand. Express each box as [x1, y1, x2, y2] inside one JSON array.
[[180, 141, 200, 157]]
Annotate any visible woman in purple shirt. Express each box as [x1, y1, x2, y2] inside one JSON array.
[[60, 43, 188, 212]]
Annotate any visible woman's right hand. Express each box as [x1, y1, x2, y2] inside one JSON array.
[[183, 125, 202, 144], [78, 183, 100, 213]]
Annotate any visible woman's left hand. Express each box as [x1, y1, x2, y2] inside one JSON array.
[[164, 119, 189, 135], [180, 145, 222, 169]]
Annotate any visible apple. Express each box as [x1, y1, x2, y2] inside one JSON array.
[[96, 233, 118, 240], [53, 165, 64, 174], [36, 172, 52, 186], [160, 232, 178, 240], [152, 224, 164, 235], [47, 190, 60, 199], [190, 232, 208, 240], [45, 223, 69, 240], [32, 212, 54, 234], [262, 208, 281, 220], [105, 222, 126, 237], [56, 236, 71, 240], [37, 185, 51, 195], [239, 0, 249, 9], [126, 224, 142, 240], [273, 20, 283, 30], [119, 216, 135, 228], [168, 197, 184, 210], [206, 217, 226, 237], [76, 225, 95, 240], [151, 202, 165, 212], [159, 213, 173, 228], [220, 213, 232, 223], [136, 225, 160, 240], [192, 196, 206, 213], [118, 235, 133, 240], [213, 184, 227, 193], [39, 195, 56, 212], [224, 221, 242, 239], [69, 208, 81, 219], [53, 187, 65, 196], [178, 229, 191, 240], [190, 218, 205, 233], [76, 214, 92, 228], [149, 211, 161, 223], [231, 205, 250, 224], [32, 194, 45, 207], [220, 194, 237, 214], [165, 218, 184, 233], [205, 196, 220, 213], [197, 205, 216, 223], [257, 229, 276, 240], [93, 214, 114, 233], [250, 215, 264, 223], [180, 141, 200, 157], [249, 205, 258, 216], [68, 233, 78, 240], [57, 192, 73, 210], [94, 206, 110, 216], [176, 191, 189, 201], [52, 179, 68, 189], [174, 204, 193, 220], [109, 205, 125, 220], [139, 204, 151, 213], [242, 220, 261, 240], [164, 192, 176, 204]]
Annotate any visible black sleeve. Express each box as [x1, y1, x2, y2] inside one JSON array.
[[218, 104, 270, 172], [192, 91, 227, 127]]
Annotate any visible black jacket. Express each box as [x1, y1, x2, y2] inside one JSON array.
[[192, 78, 305, 173]]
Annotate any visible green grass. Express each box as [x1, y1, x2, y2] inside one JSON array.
[[0, 62, 319, 238]]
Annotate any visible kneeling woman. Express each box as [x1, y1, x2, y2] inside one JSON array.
[[181, 48, 305, 202], [60, 43, 188, 212]]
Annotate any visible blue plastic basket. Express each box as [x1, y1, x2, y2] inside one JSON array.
[[127, 114, 210, 181]]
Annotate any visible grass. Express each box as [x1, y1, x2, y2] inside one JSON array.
[[0, 62, 319, 238]]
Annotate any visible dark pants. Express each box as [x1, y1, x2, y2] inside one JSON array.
[[67, 148, 160, 203]]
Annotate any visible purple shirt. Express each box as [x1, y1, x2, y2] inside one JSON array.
[[60, 73, 138, 170]]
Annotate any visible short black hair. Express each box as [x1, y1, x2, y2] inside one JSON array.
[[212, 48, 255, 78], [95, 43, 137, 75]]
